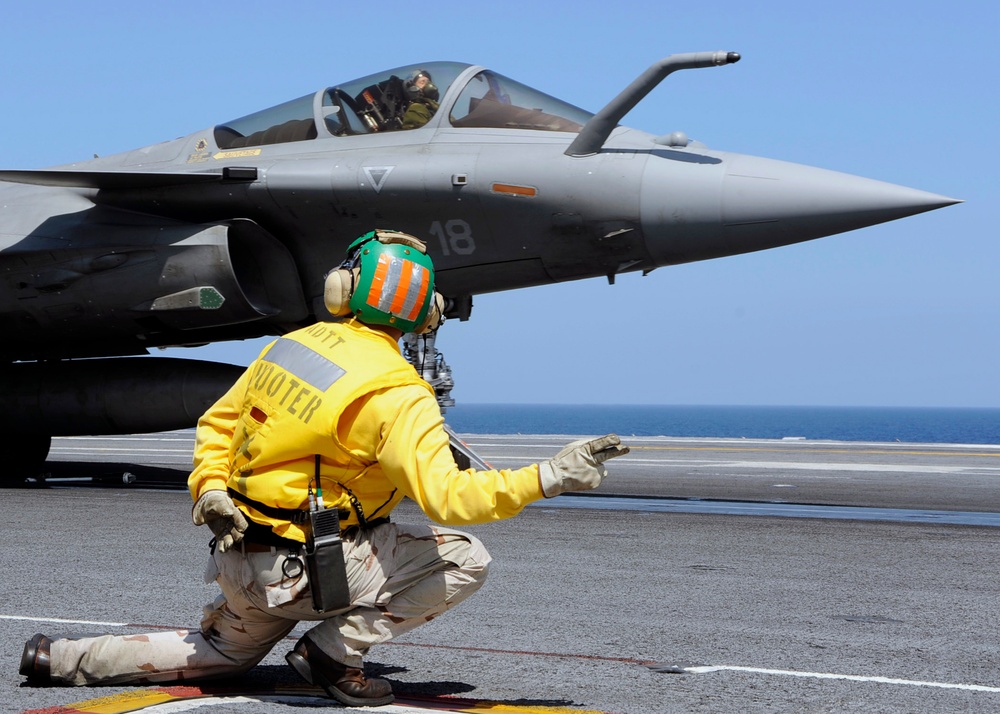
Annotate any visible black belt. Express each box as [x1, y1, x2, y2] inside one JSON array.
[[241, 541, 287, 553], [239, 515, 392, 550], [242, 519, 304, 549], [341, 517, 391, 537]]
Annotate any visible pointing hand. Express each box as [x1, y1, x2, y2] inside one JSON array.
[[538, 434, 629, 498]]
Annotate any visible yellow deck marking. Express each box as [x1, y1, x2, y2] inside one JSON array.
[[21, 685, 610, 714], [22, 688, 180, 713]]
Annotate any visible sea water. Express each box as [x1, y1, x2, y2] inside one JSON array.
[[444, 404, 1000, 445]]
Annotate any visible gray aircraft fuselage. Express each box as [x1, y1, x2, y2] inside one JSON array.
[[0, 53, 959, 475]]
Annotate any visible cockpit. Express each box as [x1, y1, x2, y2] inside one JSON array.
[[213, 62, 593, 150]]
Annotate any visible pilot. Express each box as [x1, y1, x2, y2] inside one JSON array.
[[401, 69, 440, 129], [19, 229, 628, 707]]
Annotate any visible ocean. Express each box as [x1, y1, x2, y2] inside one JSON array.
[[443, 404, 1000, 445]]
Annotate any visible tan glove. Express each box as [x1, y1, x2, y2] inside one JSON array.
[[192, 490, 248, 552], [538, 434, 630, 498]]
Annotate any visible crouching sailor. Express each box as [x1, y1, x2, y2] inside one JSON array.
[[19, 229, 628, 707]]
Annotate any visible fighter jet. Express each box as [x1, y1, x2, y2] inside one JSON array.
[[0, 52, 958, 481]]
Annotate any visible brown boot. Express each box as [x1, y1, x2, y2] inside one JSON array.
[[285, 635, 393, 707], [19, 634, 52, 684]]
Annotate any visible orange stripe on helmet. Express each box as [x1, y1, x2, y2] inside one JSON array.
[[404, 263, 430, 322], [366, 253, 391, 309], [389, 259, 414, 316]]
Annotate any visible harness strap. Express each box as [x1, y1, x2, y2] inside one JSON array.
[[228, 488, 348, 525], [229, 455, 386, 532]]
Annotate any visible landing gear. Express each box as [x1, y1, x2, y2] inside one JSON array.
[[402, 330, 455, 410], [8, 434, 51, 487]]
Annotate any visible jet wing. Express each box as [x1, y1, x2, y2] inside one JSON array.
[[0, 168, 252, 190]]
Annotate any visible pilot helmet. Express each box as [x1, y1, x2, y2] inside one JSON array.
[[405, 70, 434, 100], [324, 229, 443, 334]]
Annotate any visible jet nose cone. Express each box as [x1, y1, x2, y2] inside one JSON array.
[[723, 154, 960, 248]]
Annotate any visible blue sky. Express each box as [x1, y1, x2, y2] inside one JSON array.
[[2, 1, 995, 407]]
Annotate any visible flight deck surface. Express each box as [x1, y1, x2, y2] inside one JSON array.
[[4, 433, 1000, 713]]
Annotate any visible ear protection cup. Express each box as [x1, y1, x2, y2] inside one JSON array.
[[323, 267, 357, 317], [414, 291, 445, 334]]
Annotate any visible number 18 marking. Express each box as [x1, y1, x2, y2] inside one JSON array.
[[430, 220, 476, 256]]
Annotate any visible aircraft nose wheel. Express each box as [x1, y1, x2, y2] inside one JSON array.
[[402, 331, 455, 410]]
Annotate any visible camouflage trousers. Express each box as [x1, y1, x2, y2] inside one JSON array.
[[49, 522, 491, 686]]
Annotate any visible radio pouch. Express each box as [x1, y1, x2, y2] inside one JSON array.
[[305, 507, 351, 612]]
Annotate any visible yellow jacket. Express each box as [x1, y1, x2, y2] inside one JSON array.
[[189, 318, 544, 542]]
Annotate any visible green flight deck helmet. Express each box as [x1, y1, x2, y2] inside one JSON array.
[[324, 229, 443, 334]]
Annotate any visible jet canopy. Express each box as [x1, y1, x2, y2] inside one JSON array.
[[213, 62, 593, 149]]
